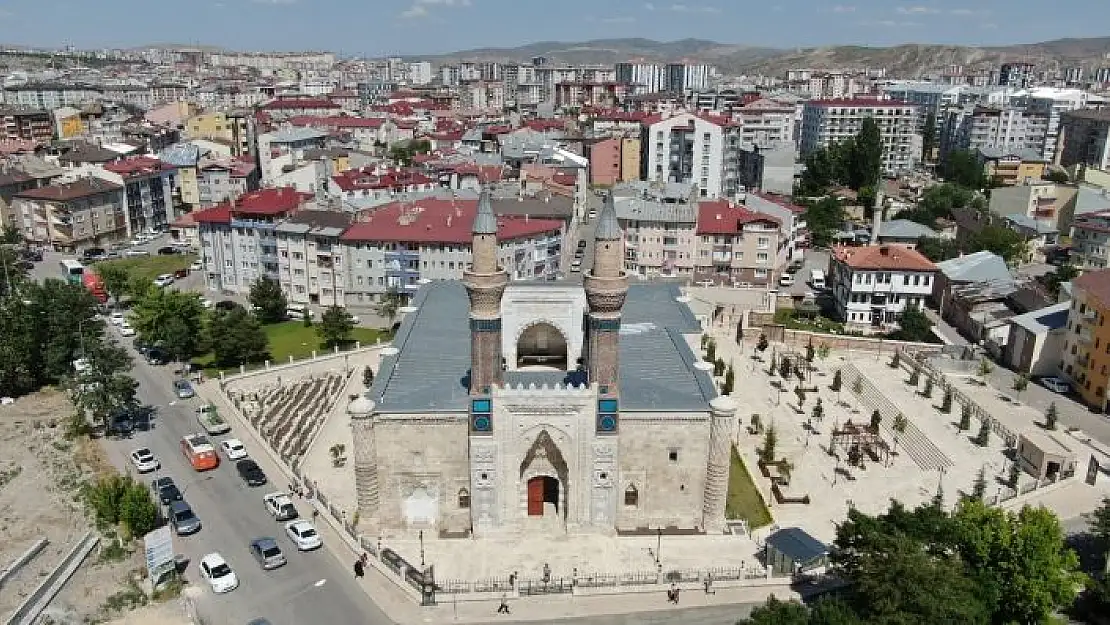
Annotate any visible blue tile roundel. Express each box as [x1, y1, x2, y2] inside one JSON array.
[[472, 415, 492, 432], [598, 415, 617, 432]]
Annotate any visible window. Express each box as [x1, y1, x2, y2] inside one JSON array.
[[624, 485, 639, 507], [458, 488, 470, 509]]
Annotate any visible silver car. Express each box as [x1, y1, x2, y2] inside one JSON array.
[[168, 500, 201, 535], [249, 537, 286, 570]]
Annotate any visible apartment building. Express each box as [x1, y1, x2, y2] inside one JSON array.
[[0, 107, 54, 144], [829, 244, 938, 330], [197, 158, 261, 207], [744, 192, 808, 264], [947, 106, 1048, 158], [613, 183, 699, 278], [976, 147, 1047, 186], [257, 127, 329, 184], [1070, 209, 1110, 270], [195, 187, 312, 295], [1014, 87, 1090, 162], [275, 210, 353, 308], [2, 82, 102, 110], [1056, 108, 1110, 171], [1000, 63, 1036, 89], [1060, 270, 1110, 411], [184, 111, 254, 157], [102, 156, 178, 234], [588, 137, 641, 186], [0, 156, 64, 229], [615, 63, 667, 94], [734, 98, 796, 148], [339, 196, 564, 304], [11, 177, 126, 252], [737, 145, 795, 196], [641, 111, 741, 199], [694, 199, 782, 286], [799, 99, 920, 176]]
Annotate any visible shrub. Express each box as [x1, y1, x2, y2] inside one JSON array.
[[940, 389, 953, 413]]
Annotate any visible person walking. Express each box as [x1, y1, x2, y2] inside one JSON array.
[[353, 558, 365, 579], [496, 595, 511, 614]]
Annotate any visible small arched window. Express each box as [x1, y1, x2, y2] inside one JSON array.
[[458, 488, 471, 509], [624, 484, 638, 507]]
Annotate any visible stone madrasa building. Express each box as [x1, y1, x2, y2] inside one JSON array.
[[348, 190, 739, 537]]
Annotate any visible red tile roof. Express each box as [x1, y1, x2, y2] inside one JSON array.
[[232, 187, 311, 215], [804, 98, 912, 108], [524, 119, 567, 132], [696, 200, 780, 235], [341, 198, 562, 244], [832, 245, 937, 272], [103, 156, 176, 178], [288, 115, 385, 129], [331, 168, 437, 192], [751, 192, 806, 214], [15, 177, 122, 201], [261, 98, 341, 111], [641, 111, 738, 128], [191, 203, 232, 224]]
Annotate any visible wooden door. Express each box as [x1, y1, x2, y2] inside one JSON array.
[[527, 477, 544, 516]]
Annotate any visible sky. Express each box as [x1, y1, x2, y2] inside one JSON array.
[[0, 0, 1106, 57]]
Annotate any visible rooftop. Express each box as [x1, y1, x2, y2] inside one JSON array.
[[936, 250, 1013, 284], [1009, 301, 1070, 335], [366, 281, 714, 414], [1073, 269, 1110, 310], [341, 198, 562, 244], [696, 200, 780, 235], [805, 98, 914, 108], [832, 244, 937, 272], [103, 156, 176, 178], [877, 219, 939, 240], [765, 527, 829, 564], [15, 177, 122, 201]]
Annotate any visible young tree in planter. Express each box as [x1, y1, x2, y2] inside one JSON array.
[[724, 364, 735, 395], [831, 369, 843, 392], [972, 467, 987, 501], [870, 409, 882, 432], [767, 350, 777, 374], [805, 339, 815, 365], [977, 356, 993, 383], [795, 386, 807, 409], [362, 365, 374, 388], [847, 443, 862, 467], [852, 376, 863, 395], [889, 350, 900, 368], [940, 388, 953, 413], [1012, 373, 1029, 399], [714, 357, 726, 377], [958, 403, 972, 431], [759, 426, 778, 464], [700, 334, 709, 350], [922, 377, 933, 398], [975, 418, 991, 446], [907, 368, 920, 386], [705, 338, 717, 362], [812, 398, 824, 423], [1008, 462, 1021, 488], [891, 413, 908, 457], [817, 342, 831, 360], [1045, 402, 1059, 430], [779, 356, 792, 379], [794, 361, 806, 382], [756, 333, 769, 353]]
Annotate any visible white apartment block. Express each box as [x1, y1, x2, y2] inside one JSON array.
[[734, 99, 796, 148], [799, 99, 920, 176], [1070, 208, 1110, 270], [642, 112, 741, 199], [951, 106, 1048, 156], [408, 62, 434, 86], [615, 63, 667, 94], [275, 210, 352, 308], [829, 244, 938, 329], [1013, 87, 1091, 162], [612, 183, 699, 278]]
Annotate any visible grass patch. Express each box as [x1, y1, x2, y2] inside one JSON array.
[[725, 445, 773, 529], [192, 321, 390, 373], [95, 254, 197, 281]]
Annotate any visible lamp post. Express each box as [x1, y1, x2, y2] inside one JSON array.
[[656, 528, 662, 566], [419, 530, 425, 568]]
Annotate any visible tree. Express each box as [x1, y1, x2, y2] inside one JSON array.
[[852, 376, 863, 395], [87, 475, 132, 527], [94, 262, 132, 308], [908, 368, 920, 386], [847, 117, 882, 192], [302, 305, 312, 327], [249, 276, 288, 324], [714, 356, 726, 377], [870, 409, 882, 432], [959, 403, 972, 431], [812, 397, 824, 422], [759, 426, 778, 464], [977, 356, 993, 381], [207, 307, 269, 368], [119, 482, 159, 537], [128, 288, 205, 365], [1042, 263, 1079, 298], [1043, 168, 1070, 184], [971, 467, 987, 501], [375, 291, 404, 326], [1008, 461, 1021, 488], [889, 350, 900, 368], [922, 377, 933, 398], [0, 223, 22, 244], [724, 364, 735, 395], [916, 236, 962, 262], [831, 369, 842, 392], [706, 337, 717, 362], [1088, 496, 1110, 554], [0, 247, 28, 297], [756, 333, 769, 352], [737, 596, 809, 625], [317, 305, 355, 348], [803, 196, 845, 248], [891, 413, 908, 455], [970, 225, 1026, 264], [794, 386, 806, 408], [805, 339, 815, 365], [1012, 373, 1029, 399], [1045, 402, 1058, 430], [974, 418, 990, 446], [939, 149, 986, 189], [363, 366, 374, 388], [890, 305, 933, 343], [779, 356, 792, 379], [940, 388, 953, 413], [127, 272, 153, 300]]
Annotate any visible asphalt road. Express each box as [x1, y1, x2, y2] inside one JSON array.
[[98, 323, 393, 625]]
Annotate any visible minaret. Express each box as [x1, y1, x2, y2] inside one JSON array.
[[463, 188, 508, 398], [584, 193, 629, 404]]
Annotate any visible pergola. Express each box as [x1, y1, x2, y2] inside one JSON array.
[[831, 420, 890, 466]]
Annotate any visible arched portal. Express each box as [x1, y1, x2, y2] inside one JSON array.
[[516, 322, 568, 369], [519, 430, 570, 522], [526, 476, 560, 516]]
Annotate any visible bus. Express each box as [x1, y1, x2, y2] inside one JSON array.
[[60, 259, 85, 284], [181, 433, 220, 471], [82, 270, 108, 304]]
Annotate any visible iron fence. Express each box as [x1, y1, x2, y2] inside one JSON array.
[[664, 568, 701, 583], [576, 573, 620, 588], [704, 566, 745, 581], [620, 571, 659, 586], [518, 577, 573, 595]]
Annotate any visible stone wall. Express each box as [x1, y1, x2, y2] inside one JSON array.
[[617, 413, 712, 532]]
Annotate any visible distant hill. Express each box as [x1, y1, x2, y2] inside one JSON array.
[[419, 36, 1110, 77]]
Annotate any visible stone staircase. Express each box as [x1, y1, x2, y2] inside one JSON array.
[[841, 364, 954, 473], [241, 373, 346, 466]]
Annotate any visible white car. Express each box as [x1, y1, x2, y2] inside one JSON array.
[[198, 553, 239, 594], [779, 274, 795, 287], [129, 238, 146, 247], [200, 298, 214, 309], [153, 274, 175, 288], [109, 311, 126, 326], [285, 520, 322, 551], [129, 448, 160, 473], [1040, 377, 1071, 394], [190, 260, 204, 271], [220, 438, 248, 461], [263, 492, 299, 521], [123, 249, 150, 257], [119, 323, 136, 337]]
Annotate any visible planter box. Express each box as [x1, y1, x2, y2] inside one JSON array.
[[197, 405, 231, 435]]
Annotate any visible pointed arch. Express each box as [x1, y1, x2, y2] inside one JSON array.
[[624, 484, 639, 507]]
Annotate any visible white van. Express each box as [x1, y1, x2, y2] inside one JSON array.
[[809, 269, 826, 290]]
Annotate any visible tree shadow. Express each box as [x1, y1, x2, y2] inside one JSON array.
[[1065, 531, 1105, 574]]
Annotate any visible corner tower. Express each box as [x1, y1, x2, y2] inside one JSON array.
[[584, 192, 629, 431], [463, 188, 509, 399]]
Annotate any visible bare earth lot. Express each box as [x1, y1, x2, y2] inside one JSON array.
[[0, 390, 164, 625]]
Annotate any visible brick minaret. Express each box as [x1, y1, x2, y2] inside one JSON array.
[[584, 192, 629, 394], [463, 189, 508, 395]]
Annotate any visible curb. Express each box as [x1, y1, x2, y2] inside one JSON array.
[[4, 531, 99, 625], [0, 538, 49, 590]]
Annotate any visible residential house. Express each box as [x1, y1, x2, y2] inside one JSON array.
[[977, 147, 1048, 186], [0, 155, 64, 230], [257, 127, 329, 185], [159, 144, 202, 211], [588, 137, 641, 187], [0, 107, 53, 144], [875, 219, 939, 248], [11, 177, 126, 251], [102, 156, 179, 234], [1005, 301, 1070, 376], [612, 182, 699, 278], [197, 158, 261, 207], [829, 244, 938, 330], [694, 199, 782, 286], [743, 192, 807, 264]]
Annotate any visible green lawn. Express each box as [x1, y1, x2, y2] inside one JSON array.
[[95, 254, 197, 281], [725, 445, 774, 529], [193, 321, 389, 372]]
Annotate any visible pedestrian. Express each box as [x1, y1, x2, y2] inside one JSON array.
[[674, 587, 681, 605], [704, 576, 714, 595], [496, 595, 511, 614], [353, 559, 365, 578], [312, 508, 320, 522]]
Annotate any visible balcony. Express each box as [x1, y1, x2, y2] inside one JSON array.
[[711, 252, 732, 263], [1083, 308, 1098, 322], [1077, 329, 1094, 345], [230, 217, 278, 231]]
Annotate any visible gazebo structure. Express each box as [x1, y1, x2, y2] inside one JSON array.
[[830, 420, 891, 466], [764, 527, 829, 576]]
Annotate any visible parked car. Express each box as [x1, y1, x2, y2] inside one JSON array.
[[151, 477, 183, 506], [778, 274, 795, 287], [236, 459, 267, 487], [199, 298, 214, 309], [109, 311, 127, 326], [263, 492, 299, 521], [220, 438, 248, 461], [82, 247, 107, 261], [1040, 377, 1071, 394], [173, 268, 189, 279], [129, 448, 160, 473], [123, 249, 150, 257], [119, 323, 136, 337], [146, 348, 168, 365], [157, 246, 180, 255], [174, 379, 195, 399], [249, 537, 287, 570], [198, 553, 239, 594], [190, 260, 204, 271], [107, 411, 134, 437], [153, 274, 175, 288], [167, 500, 202, 535], [284, 520, 322, 551]]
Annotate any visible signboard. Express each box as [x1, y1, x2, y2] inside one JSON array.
[[144, 526, 175, 579]]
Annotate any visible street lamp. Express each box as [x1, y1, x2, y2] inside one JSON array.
[[419, 530, 425, 568]]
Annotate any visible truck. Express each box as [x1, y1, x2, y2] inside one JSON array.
[[196, 404, 231, 436]]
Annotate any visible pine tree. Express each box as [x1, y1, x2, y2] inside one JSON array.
[[908, 369, 920, 386], [1008, 462, 1021, 488], [958, 403, 972, 431], [756, 333, 769, 352], [870, 409, 882, 432], [889, 351, 900, 368], [805, 339, 815, 364], [795, 386, 807, 408], [852, 376, 863, 395], [922, 377, 933, 398], [940, 388, 953, 413], [779, 357, 792, 379], [972, 467, 987, 500], [975, 418, 990, 447], [831, 369, 842, 392], [759, 426, 778, 464], [1045, 402, 1058, 430], [812, 398, 824, 422]]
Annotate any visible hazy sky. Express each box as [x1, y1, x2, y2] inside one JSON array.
[[0, 0, 1105, 56]]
